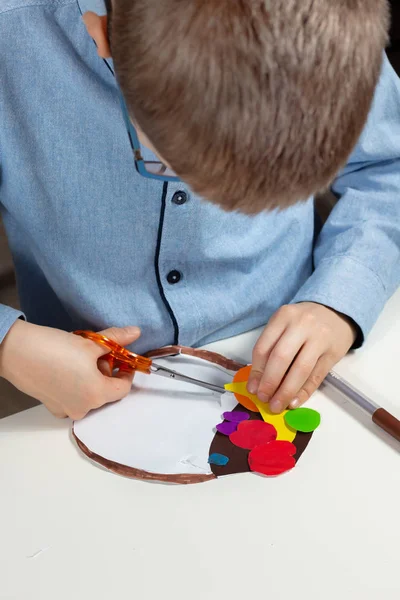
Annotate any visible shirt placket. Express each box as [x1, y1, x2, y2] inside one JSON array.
[[155, 182, 206, 346]]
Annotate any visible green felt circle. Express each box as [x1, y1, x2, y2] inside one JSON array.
[[284, 408, 321, 433]]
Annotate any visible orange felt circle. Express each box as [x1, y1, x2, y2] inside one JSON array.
[[232, 365, 259, 413]]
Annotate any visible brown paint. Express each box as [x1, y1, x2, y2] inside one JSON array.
[[73, 345, 244, 484], [73, 430, 216, 484], [372, 408, 400, 442], [144, 345, 246, 372]]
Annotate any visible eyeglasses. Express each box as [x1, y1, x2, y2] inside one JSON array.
[[117, 90, 180, 183]]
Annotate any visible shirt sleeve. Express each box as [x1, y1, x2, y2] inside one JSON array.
[[292, 54, 400, 347], [0, 304, 25, 344]]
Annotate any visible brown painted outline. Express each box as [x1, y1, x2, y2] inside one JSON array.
[[73, 430, 216, 484], [73, 345, 313, 483], [73, 345, 245, 484]]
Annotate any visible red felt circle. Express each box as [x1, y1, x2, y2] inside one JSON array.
[[248, 441, 296, 476], [229, 420, 277, 450]]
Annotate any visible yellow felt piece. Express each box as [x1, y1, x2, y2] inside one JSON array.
[[224, 382, 296, 442]]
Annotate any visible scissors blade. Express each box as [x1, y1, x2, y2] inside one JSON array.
[[150, 363, 227, 395]]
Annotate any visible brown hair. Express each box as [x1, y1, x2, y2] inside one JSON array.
[[111, 0, 389, 214]]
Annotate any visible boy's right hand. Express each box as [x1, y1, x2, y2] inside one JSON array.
[[0, 320, 141, 420]]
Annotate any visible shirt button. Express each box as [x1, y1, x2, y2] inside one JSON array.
[[167, 270, 182, 284], [172, 191, 187, 205]]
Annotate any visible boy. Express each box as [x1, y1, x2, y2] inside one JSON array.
[[0, 0, 399, 420]]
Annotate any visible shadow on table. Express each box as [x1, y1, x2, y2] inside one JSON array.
[[322, 384, 400, 455]]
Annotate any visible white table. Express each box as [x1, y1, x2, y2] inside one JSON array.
[[1, 291, 400, 600]]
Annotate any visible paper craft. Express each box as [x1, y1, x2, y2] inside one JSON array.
[[225, 380, 296, 442], [216, 421, 238, 436], [208, 453, 230, 466], [229, 420, 276, 449], [248, 441, 296, 476], [228, 365, 258, 411], [222, 411, 250, 423], [73, 348, 318, 484], [284, 407, 321, 433]]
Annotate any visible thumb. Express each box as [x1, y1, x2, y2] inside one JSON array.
[[98, 326, 141, 348]]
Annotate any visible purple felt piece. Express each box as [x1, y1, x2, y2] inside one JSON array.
[[222, 411, 250, 423], [216, 421, 238, 436]]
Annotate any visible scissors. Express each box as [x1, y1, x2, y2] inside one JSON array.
[[74, 330, 226, 394]]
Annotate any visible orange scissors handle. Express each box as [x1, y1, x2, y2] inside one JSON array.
[[74, 330, 227, 394], [73, 330, 152, 374]]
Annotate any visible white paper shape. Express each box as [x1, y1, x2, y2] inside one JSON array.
[[74, 355, 238, 476]]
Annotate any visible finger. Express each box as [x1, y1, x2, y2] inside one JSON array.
[[288, 355, 334, 409], [97, 358, 112, 377], [248, 319, 287, 395], [89, 326, 141, 358], [103, 368, 135, 403], [115, 366, 136, 380], [44, 401, 68, 419], [268, 342, 321, 413], [256, 327, 306, 403], [50, 409, 68, 419], [88, 369, 135, 412], [68, 410, 89, 421], [98, 325, 141, 346]]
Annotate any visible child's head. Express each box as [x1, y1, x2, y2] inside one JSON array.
[[110, 0, 389, 213]]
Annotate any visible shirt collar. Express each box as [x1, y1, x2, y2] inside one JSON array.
[[77, 0, 107, 16]]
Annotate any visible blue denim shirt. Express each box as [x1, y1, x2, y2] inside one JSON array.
[[1, 0, 400, 354]]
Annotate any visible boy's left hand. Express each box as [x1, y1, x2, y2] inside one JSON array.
[[247, 302, 357, 413]]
